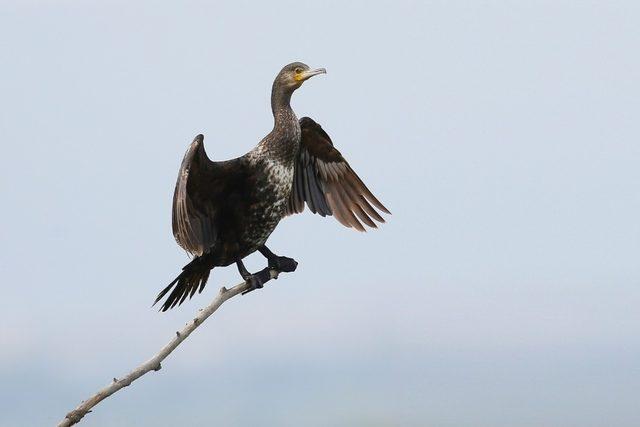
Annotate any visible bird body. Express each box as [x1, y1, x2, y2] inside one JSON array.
[[155, 62, 389, 311]]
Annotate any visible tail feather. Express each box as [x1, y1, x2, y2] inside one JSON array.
[[154, 256, 213, 311]]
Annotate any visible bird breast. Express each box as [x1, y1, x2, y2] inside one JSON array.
[[249, 114, 301, 197]]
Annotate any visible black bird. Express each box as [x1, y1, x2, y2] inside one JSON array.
[[154, 62, 390, 311]]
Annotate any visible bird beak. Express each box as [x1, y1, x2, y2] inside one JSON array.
[[298, 68, 327, 81]]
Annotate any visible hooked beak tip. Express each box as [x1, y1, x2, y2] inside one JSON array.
[[300, 67, 327, 81]]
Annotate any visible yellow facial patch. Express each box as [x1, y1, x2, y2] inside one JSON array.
[[293, 69, 305, 81]]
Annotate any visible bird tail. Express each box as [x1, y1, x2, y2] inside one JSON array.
[[153, 255, 214, 312]]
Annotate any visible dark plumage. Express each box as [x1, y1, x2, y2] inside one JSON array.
[[154, 62, 390, 311]]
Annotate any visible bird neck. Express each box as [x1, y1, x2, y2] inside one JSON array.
[[271, 84, 295, 127], [265, 83, 300, 161]]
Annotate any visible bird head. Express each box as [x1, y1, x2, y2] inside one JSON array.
[[275, 62, 326, 91]]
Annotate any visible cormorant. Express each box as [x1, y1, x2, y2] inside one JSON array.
[[154, 62, 390, 311]]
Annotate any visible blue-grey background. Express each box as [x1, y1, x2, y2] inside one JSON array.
[[1, 1, 639, 426]]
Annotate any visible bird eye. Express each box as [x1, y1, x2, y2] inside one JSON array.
[[294, 67, 303, 74]]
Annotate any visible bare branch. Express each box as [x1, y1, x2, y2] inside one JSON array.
[[57, 267, 282, 427]]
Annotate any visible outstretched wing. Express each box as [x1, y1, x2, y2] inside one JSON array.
[[286, 117, 390, 231], [172, 135, 225, 255]]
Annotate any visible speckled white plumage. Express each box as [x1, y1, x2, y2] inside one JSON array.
[[242, 107, 301, 249]]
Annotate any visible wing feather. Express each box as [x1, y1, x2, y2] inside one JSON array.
[[172, 134, 242, 256], [286, 117, 389, 230]]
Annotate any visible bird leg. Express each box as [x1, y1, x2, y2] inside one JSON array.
[[258, 245, 298, 272], [236, 259, 271, 295], [236, 247, 298, 295]]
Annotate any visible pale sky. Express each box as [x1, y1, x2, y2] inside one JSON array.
[[1, 1, 639, 426]]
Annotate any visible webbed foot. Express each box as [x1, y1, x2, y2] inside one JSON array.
[[241, 267, 272, 295], [258, 246, 298, 272], [269, 256, 298, 273]]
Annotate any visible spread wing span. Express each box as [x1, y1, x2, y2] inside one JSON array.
[[172, 134, 242, 256], [172, 134, 218, 256], [286, 117, 390, 231]]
